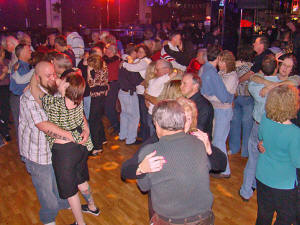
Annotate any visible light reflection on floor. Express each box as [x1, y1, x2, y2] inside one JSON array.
[[110, 145, 120, 150], [101, 162, 119, 170], [216, 184, 233, 198]]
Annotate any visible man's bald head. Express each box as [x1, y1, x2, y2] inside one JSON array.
[[35, 61, 57, 95], [35, 61, 53, 76], [155, 59, 173, 77]]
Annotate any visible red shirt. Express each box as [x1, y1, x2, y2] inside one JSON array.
[[151, 51, 161, 62], [107, 59, 120, 82], [187, 58, 202, 74]]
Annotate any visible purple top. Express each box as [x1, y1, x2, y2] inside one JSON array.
[[0, 59, 10, 86]]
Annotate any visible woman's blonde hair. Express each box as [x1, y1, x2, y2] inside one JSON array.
[[177, 97, 198, 131], [266, 85, 299, 123], [159, 80, 183, 100], [144, 61, 156, 89], [87, 54, 104, 71], [218, 50, 236, 73]]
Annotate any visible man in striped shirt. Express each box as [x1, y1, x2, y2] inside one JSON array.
[[19, 61, 89, 225]]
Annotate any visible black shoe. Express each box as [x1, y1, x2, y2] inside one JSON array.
[[89, 149, 103, 156], [238, 190, 249, 202], [4, 135, 11, 142], [126, 140, 143, 145], [81, 204, 100, 216]]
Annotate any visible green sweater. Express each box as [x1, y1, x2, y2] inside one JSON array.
[[256, 115, 300, 189]]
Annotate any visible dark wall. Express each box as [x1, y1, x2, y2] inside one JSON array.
[[61, 0, 139, 28], [0, 0, 138, 31], [0, 0, 46, 31]]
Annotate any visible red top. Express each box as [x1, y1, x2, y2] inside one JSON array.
[[187, 58, 202, 74], [107, 59, 121, 82], [151, 50, 161, 62]]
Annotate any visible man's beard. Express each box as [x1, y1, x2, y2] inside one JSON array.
[[40, 81, 58, 96]]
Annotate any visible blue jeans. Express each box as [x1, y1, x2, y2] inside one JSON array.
[[23, 157, 69, 224], [83, 96, 91, 120], [212, 108, 233, 176], [118, 90, 140, 144], [229, 96, 254, 157], [240, 122, 260, 199]]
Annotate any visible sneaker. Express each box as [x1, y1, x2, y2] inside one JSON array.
[[238, 190, 250, 202], [81, 204, 100, 216]]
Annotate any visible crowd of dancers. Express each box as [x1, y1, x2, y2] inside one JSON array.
[[0, 19, 300, 225]]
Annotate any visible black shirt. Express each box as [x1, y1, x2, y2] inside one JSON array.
[[118, 67, 143, 95], [251, 49, 273, 73], [78, 64, 90, 97], [189, 91, 214, 141], [164, 43, 196, 66]]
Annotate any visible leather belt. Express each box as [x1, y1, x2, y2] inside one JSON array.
[[158, 210, 212, 224]]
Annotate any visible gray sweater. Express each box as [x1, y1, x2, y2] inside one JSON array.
[[137, 132, 213, 219]]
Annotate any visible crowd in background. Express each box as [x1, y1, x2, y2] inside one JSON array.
[[0, 18, 300, 225]]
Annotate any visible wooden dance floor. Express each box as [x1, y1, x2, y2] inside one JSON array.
[[0, 121, 258, 225]]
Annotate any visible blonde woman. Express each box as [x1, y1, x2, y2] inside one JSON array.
[[144, 61, 156, 90], [158, 79, 183, 100], [255, 85, 300, 225]]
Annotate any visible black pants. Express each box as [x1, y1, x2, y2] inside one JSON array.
[[137, 94, 149, 141], [256, 179, 297, 225], [9, 93, 20, 139], [105, 80, 120, 130], [0, 85, 10, 124], [52, 142, 89, 199], [89, 95, 106, 150]]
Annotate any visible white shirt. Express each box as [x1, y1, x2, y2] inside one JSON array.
[[66, 32, 85, 66], [123, 57, 151, 94], [146, 73, 170, 114]]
